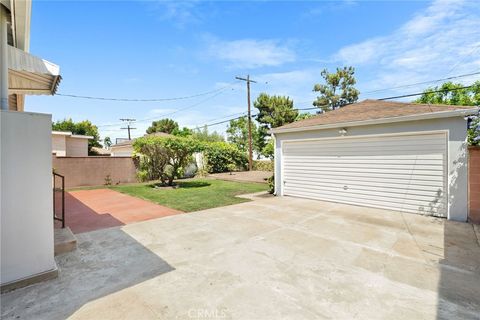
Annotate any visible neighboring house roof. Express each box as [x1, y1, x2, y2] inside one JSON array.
[[112, 132, 173, 147], [90, 147, 111, 155], [271, 99, 479, 134], [52, 131, 93, 139]]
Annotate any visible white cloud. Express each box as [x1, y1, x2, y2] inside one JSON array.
[[334, 0, 480, 96], [149, 108, 178, 115], [148, 0, 202, 29], [206, 36, 296, 69]]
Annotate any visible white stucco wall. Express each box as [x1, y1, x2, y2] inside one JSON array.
[[1, 110, 56, 285], [274, 117, 469, 221]]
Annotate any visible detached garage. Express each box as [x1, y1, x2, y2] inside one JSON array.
[[271, 99, 479, 221]]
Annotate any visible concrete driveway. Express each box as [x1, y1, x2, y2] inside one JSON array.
[[2, 197, 480, 319]]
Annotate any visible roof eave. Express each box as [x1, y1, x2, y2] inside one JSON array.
[[270, 108, 479, 134]]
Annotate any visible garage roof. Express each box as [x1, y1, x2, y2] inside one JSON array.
[[271, 99, 478, 134]]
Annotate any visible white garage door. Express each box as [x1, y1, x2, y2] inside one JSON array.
[[282, 132, 447, 217]]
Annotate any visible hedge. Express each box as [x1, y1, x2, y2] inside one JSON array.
[[204, 142, 247, 173], [253, 160, 273, 172]]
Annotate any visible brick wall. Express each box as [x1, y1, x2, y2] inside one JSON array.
[[52, 156, 137, 188], [468, 146, 480, 224]]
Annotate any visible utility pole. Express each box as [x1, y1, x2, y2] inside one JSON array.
[[120, 118, 136, 140], [235, 75, 257, 171]]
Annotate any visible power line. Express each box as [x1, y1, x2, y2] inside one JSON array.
[[56, 84, 235, 102], [120, 118, 136, 140], [378, 85, 474, 101], [444, 44, 480, 77], [191, 111, 247, 130], [192, 85, 478, 129], [97, 89, 229, 128], [361, 71, 480, 95]]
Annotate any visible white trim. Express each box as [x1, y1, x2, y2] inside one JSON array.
[[271, 108, 479, 134], [278, 130, 449, 204], [70, 135, 93, 140], [51, 131, 93, 139], [51, 131, 71, 136]]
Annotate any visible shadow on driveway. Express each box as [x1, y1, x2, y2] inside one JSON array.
[[0, 228, 174, 320]]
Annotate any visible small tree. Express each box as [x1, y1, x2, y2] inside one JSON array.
[[191, 125, 225, 142], [133, 136, 202, 186], [103, 136, 112, 148], [146, 118, 179, 134], [313, 66, 360, 112], [226, 116, 263, 157]]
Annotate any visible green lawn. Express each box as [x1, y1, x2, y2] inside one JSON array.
[[110, 179, 268, 212]]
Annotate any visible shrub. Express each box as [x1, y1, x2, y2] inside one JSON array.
[[104, 174, 112, 186], [204, 142, 247, 173], [253, 160, 273, 172], [136, 170, 149, 182], [133, 136, 203, 185], [267, 175, 275, 194]]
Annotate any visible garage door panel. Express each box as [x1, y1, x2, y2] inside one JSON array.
[[283, 149, 445, 157], [282, 133, 447, 217], [285, 144, 446, 154], [283, 137, 445, 149], [284, 162, 444, 171], [285, 154, 445, 161], [286, 178, 445, 196], [288, 183, 445, 205], [285, 191, 444, 215], [284, 169, 444, 181]]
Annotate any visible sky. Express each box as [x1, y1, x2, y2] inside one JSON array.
[[26, 0, 480, 142]]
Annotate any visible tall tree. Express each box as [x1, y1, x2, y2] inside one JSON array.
[[146, 118, 179, 134], [226, 116, 262, 157], [254, 93, 299, 155], [52, 119, 101, 151], [313, 66, 360, 112], [415, 81, 480, 145], [254, 93, 298, 129]]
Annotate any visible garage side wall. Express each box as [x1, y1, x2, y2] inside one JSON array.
[[274, 117, 469, 221]]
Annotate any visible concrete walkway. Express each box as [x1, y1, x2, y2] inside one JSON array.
[[3, 197, 480, 319], [57, 189, 183, 234]]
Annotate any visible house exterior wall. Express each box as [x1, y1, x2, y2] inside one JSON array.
[[52, 134, 66, 156], [1, 110, 56, 285], [468, 146, 480, 224], [110, 144, 134, 157], [274, 117, 469, 221], [52, 156, 137, 188], [65, 136, 88, 157]]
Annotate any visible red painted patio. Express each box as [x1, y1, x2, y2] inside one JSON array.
[[56, 189, 183, 234]]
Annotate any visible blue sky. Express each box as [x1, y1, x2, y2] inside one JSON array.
[[26, 0, 480, 141]]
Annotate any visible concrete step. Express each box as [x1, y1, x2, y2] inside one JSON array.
[[54, 227, 77, 255]]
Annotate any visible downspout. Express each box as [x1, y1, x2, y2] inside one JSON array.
[[271, 133, 277, 196], [0, 4, 8, 110]]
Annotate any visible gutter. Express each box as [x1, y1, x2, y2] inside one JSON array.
[[270, 108, 480, 134]]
